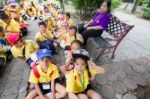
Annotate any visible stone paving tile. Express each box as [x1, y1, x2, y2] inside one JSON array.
[[106, 72, 117, 82], [116, 72, 126, 82], [132, 75, 147, 86], [101, 85, 115, 99], [95, 74, 107, 85], [123, 94, 137, 99], [112, 81, 127, 94], [123, 79, 138, 90]]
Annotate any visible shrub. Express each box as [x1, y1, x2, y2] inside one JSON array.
[[72, 0, 121, 19], [143, 7, 150, 19]]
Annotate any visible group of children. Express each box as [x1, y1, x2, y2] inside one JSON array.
[[0, 1, 105, 99]]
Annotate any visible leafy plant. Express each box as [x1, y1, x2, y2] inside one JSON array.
[[143, 7, 150, 19], [72, 0, 121, 19]]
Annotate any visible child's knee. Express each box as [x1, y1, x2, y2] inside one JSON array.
[[92, 92, 102, 99], [60, 86, 67, 96]]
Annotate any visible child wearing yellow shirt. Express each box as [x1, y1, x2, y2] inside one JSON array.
[[25, 49, 66, 99], [66, 49, 103, 99], [35, 22, 56, 53], [65, 12, 75, 27], [60, 40, 83, 75], [60, 26, 84, 49], [27, 6, 37, 20], [47, 16, 56, 31], [0, 27, 11, 69], [0, 11, 20, 34], [54, 22, 69, 42], [7, 33, 39, 67], [38, 9, 46, 20]]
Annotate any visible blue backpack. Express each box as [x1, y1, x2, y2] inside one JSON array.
[[0, 38, 6, 45]]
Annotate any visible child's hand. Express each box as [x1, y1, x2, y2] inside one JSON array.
[[88, 58, 105, 74], [87, 59, 95, 69], [42, 33, 49, 37], [39, 95, 47, 99]]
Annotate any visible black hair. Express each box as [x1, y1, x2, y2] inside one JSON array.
[[0, 11, 9, 20], [0, 26, 4, 32], [71, 40, 83, 47], [69, 26, 77, 39], [69, 26, 77, 33], [66, 12, 71, 19], [38, 21, 47, 27], [29, 8, 32, 11], [73, 57, 91, 78], [104, 0, 111, 13], [31, 1, 36, 9]]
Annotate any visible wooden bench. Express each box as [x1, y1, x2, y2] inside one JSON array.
[[86, 15, 134, 60]]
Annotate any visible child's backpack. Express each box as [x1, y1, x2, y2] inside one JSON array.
[[32, 65, 55, 78], [0, 38, 6, 45]]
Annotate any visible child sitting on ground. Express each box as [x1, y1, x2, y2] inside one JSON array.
[[43, 16, 56, 32], [0, 11, 20, 34], [25, 49, 66, 99], [0, 27, 11, 69], [60, 26, 84, 49], [65, 12, 75, 27], [35, 21, 57, 53], [60, 40, 83, 75], [54, 22, 69, 42], [7, 33, 39, 67], [38, 9, 46, 20], [66, 49, 104, 99]]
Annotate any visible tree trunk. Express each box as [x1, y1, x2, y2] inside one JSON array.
[[131, 0, 139, 14], [59, 0, 65, 11], [147, 0, 150, 7]]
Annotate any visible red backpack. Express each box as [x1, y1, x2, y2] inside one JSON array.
[[32, 60, 56, 78]]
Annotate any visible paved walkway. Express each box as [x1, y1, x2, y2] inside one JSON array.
[[0, 11, 150, 99], [112, 11, 150, 62]]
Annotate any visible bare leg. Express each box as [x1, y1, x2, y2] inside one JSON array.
[[68, 93, 79, 99], [55, 83, 67, 99], [25, 90, 38, 99], [77, 93, 88, 99], [86, 89, 102, 99]]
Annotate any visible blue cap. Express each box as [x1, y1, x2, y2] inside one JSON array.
[[37, 49, 53, 60]]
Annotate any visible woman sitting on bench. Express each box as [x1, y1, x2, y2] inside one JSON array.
[[78, 1, 111, 45]]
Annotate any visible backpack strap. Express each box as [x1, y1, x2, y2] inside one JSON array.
[[32, 67, 40, 78], [22, 43, 26, 58]]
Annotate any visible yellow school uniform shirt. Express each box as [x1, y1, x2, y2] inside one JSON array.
[[47, 17, 56, 31], [38, 11, 46, 17], [66, 69, 97, 93], [0, 45, 6, 65], [65, 33, 84, 46], [11, 40, 39, 59], [29, 64, 60, 83], [27, 7, 36, 16], [0, 20, 6, 29], [35, 31, 53, 42], [65, 34, 75, 46], [67, 19, 75, 27], [5, 19, 20, 33], [48, 17, 56, 28]]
